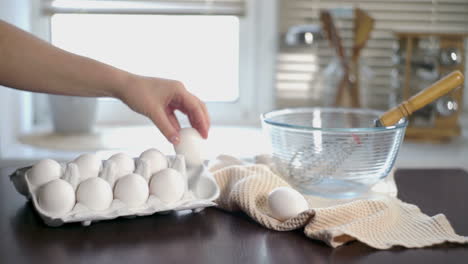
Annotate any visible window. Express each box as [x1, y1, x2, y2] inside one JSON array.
[[32, 0, 276, 126], [51, 14, 240, 102]]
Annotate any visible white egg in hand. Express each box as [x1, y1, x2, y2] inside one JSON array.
[[139, 148, 168, 175], [28, 159, 62, 186], [149, 168, 185, 203], [76, 177, 113, 211], [73, 153, 102, 181], [114, 173, 149, 207], [37, 179, 75, 217], [173, 127, 205, 167], [268, 187, 309, 221], [108, 153, 135, 179]]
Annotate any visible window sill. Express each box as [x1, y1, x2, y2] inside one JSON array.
[[0, 125, 268, 168], [2, 118, 468, 170]]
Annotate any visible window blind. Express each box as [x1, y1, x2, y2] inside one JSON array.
[[43, 0, 245, 16], [276, 0, 468, 110]]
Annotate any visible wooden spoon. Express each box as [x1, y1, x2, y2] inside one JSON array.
[[320, 10, 351, 107], [350, 8, 374, 108], [376, 70, 464, 127]]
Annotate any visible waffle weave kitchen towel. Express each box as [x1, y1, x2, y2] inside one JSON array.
[[209, 155, 468, 249]]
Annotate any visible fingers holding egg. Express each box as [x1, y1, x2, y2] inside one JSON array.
[[173, 127, 205, 167]]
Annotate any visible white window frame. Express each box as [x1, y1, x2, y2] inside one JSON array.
[[30, 0, 278, 126]]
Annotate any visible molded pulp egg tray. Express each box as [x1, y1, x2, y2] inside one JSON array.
[[10, 152, 220, 227]]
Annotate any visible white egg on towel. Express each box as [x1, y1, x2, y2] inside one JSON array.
[[37, 179, 75, 217], [27, 159, 62, 186], [267, 187, 309, 221], [73, 153, 102, 181], [76, 177, 113, 211], [173, 127, 205, 167], [139, 148, 168, 175], [108, 153, 135, 179], [149, 168, 185, 203], [114, 173, 149, 207]]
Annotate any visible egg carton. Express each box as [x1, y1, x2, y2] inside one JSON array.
[[9, 152, 220, 227]]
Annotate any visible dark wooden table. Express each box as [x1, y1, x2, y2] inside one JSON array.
[[1, 168, 467, 264]]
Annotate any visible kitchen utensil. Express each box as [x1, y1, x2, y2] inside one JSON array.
[[261, 70, 464, 198], [375, 70, 463, 127], [320, 10, 352, 107], [352, 8, 374, 60], [350, 8, 375, 108]]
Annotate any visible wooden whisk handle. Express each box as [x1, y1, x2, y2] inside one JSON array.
[[378, 70, 464, 127]]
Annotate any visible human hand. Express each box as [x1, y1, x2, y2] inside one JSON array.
[[116, 75, 210, 144]]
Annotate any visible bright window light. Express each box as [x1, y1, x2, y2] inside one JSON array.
[[51, 14, 240, 102]]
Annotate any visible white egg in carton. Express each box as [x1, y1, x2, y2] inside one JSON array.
[[10, 148, 220, 227]]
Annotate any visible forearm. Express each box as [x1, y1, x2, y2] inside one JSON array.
[[0, 20, 130, 98], [0, 21, 210, 142]]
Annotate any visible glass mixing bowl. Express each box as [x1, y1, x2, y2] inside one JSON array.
[[261, 108, 407, 198]]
